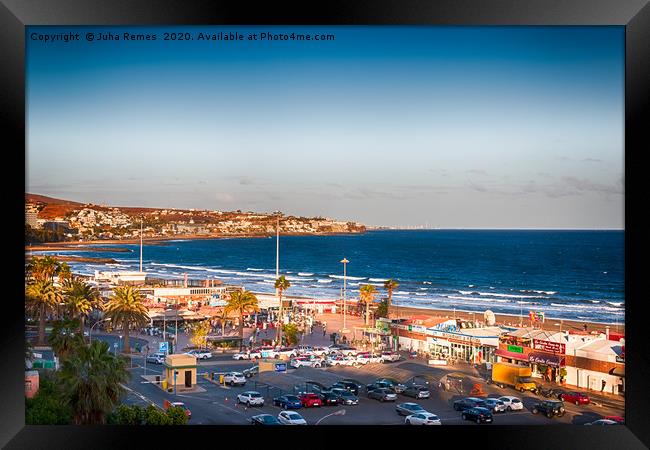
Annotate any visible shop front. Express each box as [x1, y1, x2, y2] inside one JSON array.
[[528, 352, 566, 382], [427, 327, 501, 363]]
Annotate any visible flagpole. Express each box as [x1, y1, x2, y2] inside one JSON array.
[[139, 217, 143, 273]]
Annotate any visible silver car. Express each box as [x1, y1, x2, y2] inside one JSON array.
[[483, 398, 507, 413]]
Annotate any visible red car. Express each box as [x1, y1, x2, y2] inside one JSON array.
[[604, 415, 624, 424], [299, 393, 323, 408], [560, 392, 590, 405]]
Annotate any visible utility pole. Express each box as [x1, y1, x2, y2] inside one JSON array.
[[341, 258, 349, 334], [276, 216, 282, 345], [139, 217, 143, 272]]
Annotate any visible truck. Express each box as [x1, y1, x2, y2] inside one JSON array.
[[489, 362, 538, 393]]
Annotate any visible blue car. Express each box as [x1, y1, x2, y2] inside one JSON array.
[[273, 395, 302, 409]]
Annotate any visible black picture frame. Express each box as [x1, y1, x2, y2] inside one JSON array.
[[2, 0, 648, 448]]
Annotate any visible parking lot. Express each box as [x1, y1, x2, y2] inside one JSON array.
[[123, 351, 624, 425]]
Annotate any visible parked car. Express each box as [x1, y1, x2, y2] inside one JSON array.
[[237, 391, 265, 407], [223, 372, 246, 386], [254, 346, 278, 358], [326, 355, 358, 367], [233, 352, 250, 360], [396, 402, 427, 416], [273, 395, 302, 409], [603, 416, 625, 424], [366, 381, 395, 393], [380, 351, 401, 363], [163, 400, 191, 419], [311, 346, 329, 356], [277, 410, 307, 425], [559, 392, 590, 405], [276, 347, 298, 358], [330, 381, 360, 396], [296, 345, 314, 355], [453, 397, 487, 411], [402, 385, 430, 399], [146, 352, 166, 364], [483, 398, 507, 413], [531, 400, 566, 418], [290, 357, 323, 368], [251, 414, 281, 425], [319, 391, 343, 406], [299, 393, 323, 408], [243, 365, 259, 378], [498, 396, 524, 411], [327, 345, 357, 356], [248, 349, 262, 359], [368, 388, 398, 402], [340, 379, 365, 392], [376, 378, 407, 393], [405, 412, 441, 425], [330, 388, 359, 405], [185, 349, 212, 360], [461, 407, 493, 424], [355, 352, 383, 364], [585, 419, 620, 426]]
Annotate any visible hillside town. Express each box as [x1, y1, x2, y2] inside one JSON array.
[[25, 194, 366, 242]]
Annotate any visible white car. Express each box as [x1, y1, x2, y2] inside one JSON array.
[[380, 351, 401, 363], [296, 345, 314, 355], [223, 372, 246, 386], [355, 353, 383, 364], [277, 410, 307, 425], [276, 347, 298, 358], [498, 396, 524, 411], [237, 391, 265, 407], [290, 357, 323, 368], [186, 349, 212, 360], [311, 346, 329, 356], [326, 355, 358, 367], [146, 352, 166, 364], [405, 412, 442, 425], [233, 352, 250, 360]]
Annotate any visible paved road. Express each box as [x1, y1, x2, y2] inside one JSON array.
[[123, 353, 624, 426]]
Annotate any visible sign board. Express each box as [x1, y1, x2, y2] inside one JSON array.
[[159, 341, 169, 353], [507, 345, 524, 353], [261, 350, 272, 358], [528, 311, 545, 323], [275, 363, 287, 372], [533, 339, 565, 354]]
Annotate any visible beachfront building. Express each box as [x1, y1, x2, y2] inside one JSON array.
[[388, 316, 505, 363], [563, 329, 625, 396], [496, 328, 568, 382], [94, 270, 147, 285]]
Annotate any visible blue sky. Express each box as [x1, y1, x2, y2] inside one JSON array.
[[26, 26, 624, 228]]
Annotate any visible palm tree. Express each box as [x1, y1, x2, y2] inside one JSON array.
[[383, 279, 399, 318], [27, 255, 61, 282], [58, 262, 73, 283], [103, 286, 149, 354], [274, 276, 291, 344], [224, 290, 260, 350], [359, 284, 378, 326], [58, 340, 130, 424], [63, 279, 100, 336], [26, 280, 62, 345], [48, 318, 84, 361]]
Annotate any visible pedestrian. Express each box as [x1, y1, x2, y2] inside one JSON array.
[[601, 379, 606, 392]]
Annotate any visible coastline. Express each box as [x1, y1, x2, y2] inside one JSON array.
[[388, 305, 625, 334]]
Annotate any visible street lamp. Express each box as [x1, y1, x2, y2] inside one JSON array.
[[340, 258, 349, 335], [315, 408, 346, 425], [89, 317, 111, 344]]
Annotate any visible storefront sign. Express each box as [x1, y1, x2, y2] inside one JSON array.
[[528, 353, 564, 367], [533, 339, 565, 354], [507, 345, 523, 353], [274, 363, 287, 372]]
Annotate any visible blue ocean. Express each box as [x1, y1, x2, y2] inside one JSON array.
[[39, 230, 624, 324]]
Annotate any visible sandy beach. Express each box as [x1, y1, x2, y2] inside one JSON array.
[[388, 305, 624, 334]]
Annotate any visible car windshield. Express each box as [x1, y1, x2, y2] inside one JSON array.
[[249, 393, 262, 397], [406, 404, 423, 411], [232, 372, 243, 376], [519, 377, 533, 383], [287, 413, 302, 420], [286, 396, 299, 401], [261, 416, 276, 423], [512, 399, 522, 403]]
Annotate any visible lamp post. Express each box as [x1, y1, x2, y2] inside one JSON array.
[[89, 317, 111, 344], [340, 258, 349, 334], [315, 408, 346, 425]]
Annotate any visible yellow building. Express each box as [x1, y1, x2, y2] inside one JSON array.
[[163, 354, 198, 392]]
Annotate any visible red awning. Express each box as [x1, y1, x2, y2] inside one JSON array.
[[495, 349, 529, 361]]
